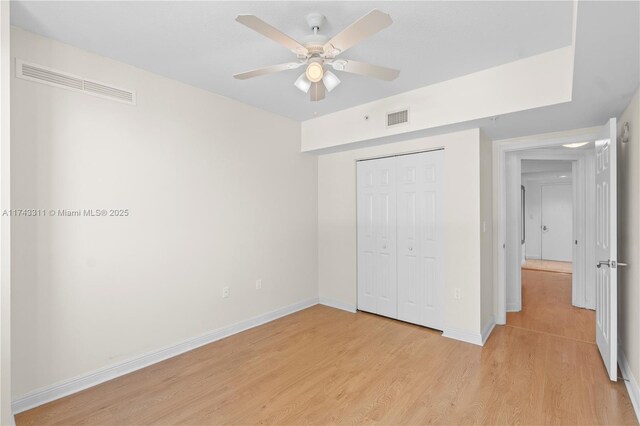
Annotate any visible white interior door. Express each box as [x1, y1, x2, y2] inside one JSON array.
[[595, 118, 617, 382], [396, 150, 444, 330], [357, 157, 397, 318], [541, 184, 573, 262]]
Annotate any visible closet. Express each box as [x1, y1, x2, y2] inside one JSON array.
[[356, 149, 444, 331]]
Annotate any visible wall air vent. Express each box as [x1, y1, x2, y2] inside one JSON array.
[[16, 59, 136, 105], [387, 109, 409, 127]]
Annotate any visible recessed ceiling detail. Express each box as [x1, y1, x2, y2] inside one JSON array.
[[10, 1, 577, 121], [233, 10, 400, 102]]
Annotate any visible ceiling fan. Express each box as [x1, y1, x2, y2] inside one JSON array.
[[233, 10, 400, 102]]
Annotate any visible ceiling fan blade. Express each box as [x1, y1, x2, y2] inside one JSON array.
[[331, 59, 399, 81], [234, 62, 304, 80], [310, 81, 326, 102], [323, 9, 392, 56], [236, 15, 308, 56]]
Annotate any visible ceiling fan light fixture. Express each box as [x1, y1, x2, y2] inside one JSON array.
[[322, 70, 341, 92], [331, 59, 347, 71], [234, 10, 399, 102], [305, 61, 324, 83], [294, 73, 311, 93], [562, 141, 590, 148]]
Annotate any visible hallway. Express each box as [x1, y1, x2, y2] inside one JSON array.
[[507, 267, 595, 343]]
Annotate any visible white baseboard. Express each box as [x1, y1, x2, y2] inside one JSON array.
[[619, 348, 640, 423], [442, 327, 483, 346], [12, 297, 319, 414], [481, 316, 496, 345], [319, 297, 357, 313], [506, 302, 521, 312]]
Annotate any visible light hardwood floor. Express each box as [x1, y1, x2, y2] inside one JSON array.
[[17, 290, 636, 425], [522, 259, 573, 274], [508, 268, 595, 343]]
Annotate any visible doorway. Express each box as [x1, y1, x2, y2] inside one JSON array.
[[521, 160, 574, 274], [495, 118, 620, 381], [512, 159, 594, 342]]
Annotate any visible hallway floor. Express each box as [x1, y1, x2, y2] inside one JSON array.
[[508, 268, 595, 343], [522, 259, 573, 274]]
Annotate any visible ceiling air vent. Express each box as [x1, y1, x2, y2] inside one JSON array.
[[16, 59, 136, 105], [387, 109, 409, 127]]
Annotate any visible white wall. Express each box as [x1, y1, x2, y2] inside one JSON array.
[[318, 128, 491, 342], [504, 152, 522, 311], [618, 88, 640, 389], [10, 28, 318, 400], [524, 177, 541, 259], [0, 3, 12, 425], [480, 131, 494, 333]]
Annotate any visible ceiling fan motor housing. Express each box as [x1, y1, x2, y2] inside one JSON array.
[[305, 13, 325, 31]]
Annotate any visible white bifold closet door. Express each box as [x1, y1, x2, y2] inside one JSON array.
[[356, 156, 397, 319], [357, 150, 444, 331]]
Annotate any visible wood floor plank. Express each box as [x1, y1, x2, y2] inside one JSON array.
[[16, 280, 637, 425], [507, 269, 596, 343], [522, 259, 573, 274]]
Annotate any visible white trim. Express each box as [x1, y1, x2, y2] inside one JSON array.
[[319, 297, 357, 313], [12, 297, 319, 414], [619, 349, 640, 423], [481, 316, 496, 345], [442, 327, 483, 346], [506, 303, 520, 312]]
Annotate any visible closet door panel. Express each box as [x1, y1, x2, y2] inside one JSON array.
[[397, 161, 421, 324], [357, 157, 397, 318], [357, 164, 376, 313], [397, 150, 444, 330]]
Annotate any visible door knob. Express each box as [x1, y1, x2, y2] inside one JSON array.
[[598, 260, 628, 269], [408, 247, 413, 251], [542, 225, 549, 231]]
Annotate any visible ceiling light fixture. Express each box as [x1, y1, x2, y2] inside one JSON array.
[[294, 73, 311, 93], [322, 70, 341, 92], [305, 62, 324, 83], [559, 175, 568, 178], [562, 141, 590, 148]]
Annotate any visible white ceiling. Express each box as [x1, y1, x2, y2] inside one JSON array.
[[10, 1, 640, 141], [11, 1, 574, 121]]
